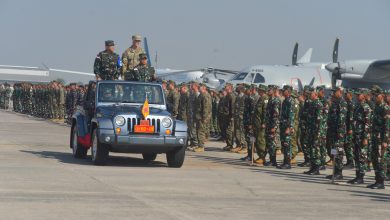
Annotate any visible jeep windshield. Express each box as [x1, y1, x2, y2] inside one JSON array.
[[97, 82, 164, 105]]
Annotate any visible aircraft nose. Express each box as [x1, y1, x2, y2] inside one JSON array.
[[325, 63, 338, 72]]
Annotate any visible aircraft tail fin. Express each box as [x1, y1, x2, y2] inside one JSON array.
[[143, 37, 152, 66], [292, 43, 298, 65], [297, 48, 313, 64]]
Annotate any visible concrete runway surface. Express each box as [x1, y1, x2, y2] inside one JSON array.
[[0, 110, 389, 220]]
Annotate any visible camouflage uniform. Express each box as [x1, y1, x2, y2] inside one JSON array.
[[299, 90, 311, 165], [194, 89, 212, 149], [188, 90, 199, 147], [317, 87, 329, 166], [232, 90, 246, 150], [244, 88, 259, 159], [217, 93, 227, 140], [344, 91, 355, 165], [178, 90, 189, 122], [124, 54, 156, 82], [224, 90, 236, 149], [291, 91, 300, 160], [210, 94, 220, 135], [253, 86, 268, 160], [265, 85, 281, 165], [94, 42, 121, 80], [327, 90, 347, 175], [279, 86, 295, 166], [352, 93, 372, 178], [371, 94, 387, 183], [307, 96, 323, 168], [166, 87, 180, 120], [121, 47, 145, 78]]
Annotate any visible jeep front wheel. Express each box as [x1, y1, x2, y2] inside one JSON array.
[[71, 126, 87, 159], [166, 146, 185, 168], [91, 129, 109, 166]]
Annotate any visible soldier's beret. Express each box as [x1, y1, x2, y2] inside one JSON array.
[[332, 86, 344, 92], [371, 85, 383, 95], [161, 80, 167, 84], [132, 35, 142, 41], [139, 53, 148, 59], [243, 84, 251, 89], [105, 40, 115, 46], [307, 87, 315, 93], [168, 80, 175, 85], [282, 85, 293, 92]]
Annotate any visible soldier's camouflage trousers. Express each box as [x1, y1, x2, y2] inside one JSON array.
[[225, 118, 234, 147], [308, 133, 321, 166], [371, 134, 386, 180], [280, 126, 292, 164], [196, 120, 208, 148], [254, 126, 266, 159], [210, 115, 219, 134], [234, 117, 246, 148], [328, 133, 345, 172], [266, 127, 278, 158], [353, 135, 368, 175], [299, 126, 310, 161], [319, 135, 327, 166], [244, 125, 253, 157], [218, 114, 226, 139], [188, 118, 198, 147], [344, 133, 354, 163]]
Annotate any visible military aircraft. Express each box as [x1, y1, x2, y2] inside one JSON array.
[[209, 38, 390, 91]]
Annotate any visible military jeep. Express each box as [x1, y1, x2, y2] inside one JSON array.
[[70, 80, 187, 167]]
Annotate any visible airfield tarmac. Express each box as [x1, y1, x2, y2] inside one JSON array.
[[0, 110, 389, 220]]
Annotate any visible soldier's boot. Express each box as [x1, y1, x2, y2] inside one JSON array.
[[271, 156, 278, 167], [344, 160, 354, 169], [319, 165, 326, 171], [223, 146, 232, 151], [326, 169, 343, 180], [277, 158, 291, 169], [298, 157, 310, 167], [386, 172, 390, 181], [230, 146, 241, 153], [193, 147, 205, 153], [276, 150, 282, 156], [326, 159, 333, 166], [237, 147, 248, 154], [304, 165, 320, 175], [367, 176, 385, 189], [254, 158, 265, 166], [297, 152, 304, 156], [348, 172, 365, 184], [240, 155, 251, 161]]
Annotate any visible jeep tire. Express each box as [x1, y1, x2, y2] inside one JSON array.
[[91, 129, 109, 166], [166, 146, 185, 168], [71, 126, 88, 159]]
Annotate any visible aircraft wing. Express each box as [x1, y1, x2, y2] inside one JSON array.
[[363, 59, 390, 81], [156, 69, 203, 77]]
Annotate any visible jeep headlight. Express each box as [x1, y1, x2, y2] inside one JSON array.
[[115, 116, 125, 126], [162, 117, 172, 128]]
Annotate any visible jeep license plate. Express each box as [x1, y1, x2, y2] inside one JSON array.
[[134, 125, 155, 133]]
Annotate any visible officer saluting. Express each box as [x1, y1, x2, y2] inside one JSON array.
[[124, 53, 156, 82], [93, 40, 121, 80]]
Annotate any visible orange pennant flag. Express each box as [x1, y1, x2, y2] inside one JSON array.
[[142, 98, 150, 119]]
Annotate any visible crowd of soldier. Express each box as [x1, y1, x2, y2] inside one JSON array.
[[1, 81, 86, 125]]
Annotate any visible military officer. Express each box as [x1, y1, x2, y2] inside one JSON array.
[[231, 85, 247, 153], [298, 86, 312, 167], [252, 84, 268, 166], [367, 86, 387, 189], [94, 40, 121, 80], [222, 83, 236, 151], [177, 84, 189, 122], [317, 85, 329, 170], [193, 83, 212, 152], [166, 80, 180, 120], [344, 88, 355, 169], [278, 85, 295, 169], [347, 88, 371, 185], [121, 35, 145, 79], [304, 87, 323, 175], [124, 53, 156, 82], [188, 82, 199, 150], [265, 85, 281, 167], [326, 86, 347, 180]]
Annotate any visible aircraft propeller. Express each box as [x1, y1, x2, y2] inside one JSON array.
[[325, 38, 340, 88]]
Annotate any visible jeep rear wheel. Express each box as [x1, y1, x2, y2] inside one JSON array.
[[142, 153, 157, 161], [91, 129, 109, 166], [166, 146, 185, 168], [71, 126, 87, 159]]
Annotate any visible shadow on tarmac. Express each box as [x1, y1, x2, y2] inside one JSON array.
[[20, 150, 167, 167]]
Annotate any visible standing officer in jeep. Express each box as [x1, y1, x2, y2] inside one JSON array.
[[93, 40, 121, 80]]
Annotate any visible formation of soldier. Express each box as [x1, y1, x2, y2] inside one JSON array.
[[4, 81, 86, 124]]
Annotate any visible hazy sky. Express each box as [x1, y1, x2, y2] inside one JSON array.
[[0, 0, 389, 73]]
